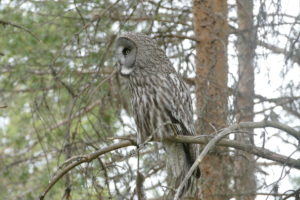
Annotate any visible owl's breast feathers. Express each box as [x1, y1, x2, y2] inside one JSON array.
[[129, 72, 195, 144]]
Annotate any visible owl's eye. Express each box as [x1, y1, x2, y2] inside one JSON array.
[[122, 48, 131, 56]]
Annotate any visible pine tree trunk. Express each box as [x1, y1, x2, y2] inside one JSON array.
[[192, 0, 230, 199], [235, 0, 257, 199]]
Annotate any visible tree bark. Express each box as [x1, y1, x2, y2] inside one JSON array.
[[235, 0, 257, 199], [192, 0, 230, 199]]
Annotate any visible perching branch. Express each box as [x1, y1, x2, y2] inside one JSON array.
[[169, 120, 300, 170], [40, 120, 300, 199], [170, 135, 300, 169], [173, 120, 300, 199], [173, 123, 241, 200]]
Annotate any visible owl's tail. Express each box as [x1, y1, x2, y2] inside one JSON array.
[[164, 141, 200, 198]]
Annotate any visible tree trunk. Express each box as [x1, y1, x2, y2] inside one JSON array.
[[192, 0, 230, 199], [235, 0, 257, 199]]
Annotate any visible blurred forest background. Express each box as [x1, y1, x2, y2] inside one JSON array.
[[0, 0, 300, 199]]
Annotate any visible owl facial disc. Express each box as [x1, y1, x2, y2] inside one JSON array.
[[115, 37, 137, 76]]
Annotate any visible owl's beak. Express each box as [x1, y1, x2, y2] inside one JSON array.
[[116, 60, 122, 72]]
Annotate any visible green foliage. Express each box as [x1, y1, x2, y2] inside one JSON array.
[[0, 1, 128, 199]]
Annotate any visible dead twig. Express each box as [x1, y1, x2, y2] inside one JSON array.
[[0, 19, 41, 41], [39, 141, 134, 200]]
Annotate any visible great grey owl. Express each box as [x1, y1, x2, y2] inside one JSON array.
[[115, 32, 200, 197]]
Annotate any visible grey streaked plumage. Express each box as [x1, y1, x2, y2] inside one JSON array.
[[115, 32, 200, 197]]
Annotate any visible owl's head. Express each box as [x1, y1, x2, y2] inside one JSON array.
[[115, 32, 173, 76]]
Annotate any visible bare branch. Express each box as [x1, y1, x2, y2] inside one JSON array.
[[0, 19, 41, 41], [239, 121, 300, 141], [173, 122, 236, 200], [171, 134, 300, 169], [39, 140, 134, 200], [40, 120, 300, 200], [45, 70, 117, 132], [256, 94, 300, 119], [258, 40, 300, 65]]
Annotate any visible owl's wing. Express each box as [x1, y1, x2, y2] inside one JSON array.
[[162, 73, 201, 179], [165, 104, 196, 137], [164, 74, 201, 178], [165, 73, 196, 137]]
